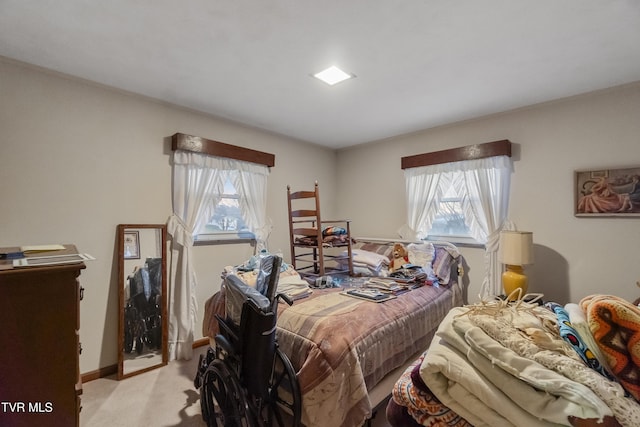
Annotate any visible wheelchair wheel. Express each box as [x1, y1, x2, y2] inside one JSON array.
[[264, 348, 301, 427], [201, 359, 251, 427]]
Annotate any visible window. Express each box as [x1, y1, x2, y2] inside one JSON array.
[[400, 140, 512, 297], [195, 176, 254, 242], [425, 174, 478, 245], [428, 181, 472, 238], [401, 144, 512, 250]]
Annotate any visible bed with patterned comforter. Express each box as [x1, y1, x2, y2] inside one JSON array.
[[203, 240, 465, 427], [279, 281, 461, 426]]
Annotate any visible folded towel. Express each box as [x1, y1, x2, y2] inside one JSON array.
[[340, 249, 389, 270]]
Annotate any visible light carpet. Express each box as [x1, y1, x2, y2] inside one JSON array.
[[80, 346, 207, 427], [80, 346, 391, 427]]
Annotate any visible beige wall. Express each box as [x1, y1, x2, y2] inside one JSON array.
[[337, 82, 640, 304], [0, 58, 338, 375], [3, 56, 640, 376]]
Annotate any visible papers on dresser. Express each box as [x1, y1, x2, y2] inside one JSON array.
[[13, 253, 95, 268], [20, 244, 66, 253]]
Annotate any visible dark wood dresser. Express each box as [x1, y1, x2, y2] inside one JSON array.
[[0, 245, 85, 427]]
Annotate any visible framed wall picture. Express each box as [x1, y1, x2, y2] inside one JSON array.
[[123, 230, 140, 259], [575, 167, 640, 216]]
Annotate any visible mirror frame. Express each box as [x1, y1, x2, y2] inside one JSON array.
[[117, 223, 168, 379]]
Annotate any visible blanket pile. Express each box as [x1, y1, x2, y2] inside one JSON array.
[[417, 296, 640, 427], [391, 353, 472, 427]]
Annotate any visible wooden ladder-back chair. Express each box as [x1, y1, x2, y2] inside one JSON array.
[[286, 182, 353, 280]]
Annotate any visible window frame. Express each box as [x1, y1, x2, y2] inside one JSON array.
[[401, 139, 512, 248], [171, 133, 274, 247]]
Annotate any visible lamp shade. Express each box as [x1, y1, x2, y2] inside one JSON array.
[[498, 231, 534, 266]]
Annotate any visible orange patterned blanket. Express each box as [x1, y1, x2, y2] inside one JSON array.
[[581, 295, 640, 401]]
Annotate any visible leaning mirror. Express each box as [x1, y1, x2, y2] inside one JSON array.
[[117, 224, 168, 379]]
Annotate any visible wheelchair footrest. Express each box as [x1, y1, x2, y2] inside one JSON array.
[[193, 347, 216, 389]]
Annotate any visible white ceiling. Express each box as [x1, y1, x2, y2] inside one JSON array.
[[1, 1, 640, 149]]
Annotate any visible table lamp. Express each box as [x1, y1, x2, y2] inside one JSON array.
[[498, 231, 534, 300]]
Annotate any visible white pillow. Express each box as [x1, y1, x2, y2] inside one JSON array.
[[407, 242, 435, 269]]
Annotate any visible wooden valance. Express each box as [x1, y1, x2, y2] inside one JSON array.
[[171, 133, 275, 167], [401, 139, 511, 170]]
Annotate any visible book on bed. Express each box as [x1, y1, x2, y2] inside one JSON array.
[[343, 288, 397, 302]]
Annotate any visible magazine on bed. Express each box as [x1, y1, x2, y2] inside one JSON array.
[[388, 264, 428, 283], [342, 288, 397, 302]]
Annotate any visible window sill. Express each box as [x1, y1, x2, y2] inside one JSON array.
[[426, 235, 485, 249], [194, 234, 256, 246]]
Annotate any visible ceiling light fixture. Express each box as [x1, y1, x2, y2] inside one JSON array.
[[313, 65, 355, 86]]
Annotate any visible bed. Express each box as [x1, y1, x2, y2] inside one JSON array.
[[387, 294, 640, 427], [202, 238, 466, 427]]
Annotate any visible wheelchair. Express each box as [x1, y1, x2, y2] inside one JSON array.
[[195, 255, 302, 427], [123, 258, 163, 354]]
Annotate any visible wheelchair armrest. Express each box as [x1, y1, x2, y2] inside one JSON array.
[[214, 333, 234, 357]]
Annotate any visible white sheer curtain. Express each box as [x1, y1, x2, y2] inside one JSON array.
[[397, 165, 443, 240], [400, 155, 512, 298], [229, 162, 271, 250], [453, 155, 513, 297], [167, 151, 270, 360]]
